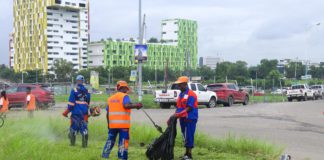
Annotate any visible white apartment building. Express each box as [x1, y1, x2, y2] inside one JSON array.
[[13, 0, 89, 73], [88, 41, 105, 68]]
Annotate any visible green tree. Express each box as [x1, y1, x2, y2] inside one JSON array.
[[285, 62, 304, 79], [52, 59, 74, 82], [148, 37, 159, 43], [258, 59, 278, 79]]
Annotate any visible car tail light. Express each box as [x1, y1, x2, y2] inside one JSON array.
[[174, 91, 177, 97]]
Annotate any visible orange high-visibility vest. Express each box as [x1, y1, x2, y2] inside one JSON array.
[[27, 94, 36, 111], [0, 97, 9, 112], [107, 92, 131, 129]]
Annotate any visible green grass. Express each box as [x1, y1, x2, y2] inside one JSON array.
[[55, 94, 159, 108], [55, 93, 287, 110], [0, 111, 283, 160], [250, 94, 286, 103]]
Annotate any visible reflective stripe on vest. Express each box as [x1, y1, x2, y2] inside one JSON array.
[[76, 101, 88, 105], [109, 112, 131, 116], [107, 92, 131, 129]]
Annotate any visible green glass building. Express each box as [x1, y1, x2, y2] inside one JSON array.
[[101, 19, 198, 71]]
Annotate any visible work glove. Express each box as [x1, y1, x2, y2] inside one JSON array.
[[62, 109, 69, 117], [175, 110, 188, 118], [135, 103, 143, 110]]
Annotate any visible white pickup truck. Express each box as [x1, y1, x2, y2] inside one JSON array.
[[287, 84, 316, 101], [155, 82, 217, 109]]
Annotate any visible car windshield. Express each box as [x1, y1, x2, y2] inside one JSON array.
[[292, 85, 305, 89], [311, 86, 321, 89], [207, 84, 224, 90], [171, 84, 180, 90]]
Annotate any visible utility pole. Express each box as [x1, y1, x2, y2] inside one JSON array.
[[36, 68, 38, 84], [155, 61, 157, 84], [137, 0, 144, 102], [164, 58, 169, 91]]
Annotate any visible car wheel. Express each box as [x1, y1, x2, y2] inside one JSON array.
[[207, 97, 217, 108], [226, 96, 233, 107], [288, 98, 292, 102], [243, 96, 249, 105], [160, 103, 171, 109], [304, 95, 308, 101]]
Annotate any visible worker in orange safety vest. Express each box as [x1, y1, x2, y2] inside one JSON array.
[[102, 80, 143, 160], [26, 87, 36, 118]]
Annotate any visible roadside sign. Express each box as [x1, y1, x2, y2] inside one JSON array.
[[191, 76, 202, 81], [134, 44, 148, 62], [301, 75, 312, 80], [90, 71, 99, 89], [130, 70, 137, 82]]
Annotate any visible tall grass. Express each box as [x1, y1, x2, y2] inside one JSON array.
[[0, 111, 283, 159]]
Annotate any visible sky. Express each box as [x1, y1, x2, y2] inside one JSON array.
[[1, 0, 324, 66]]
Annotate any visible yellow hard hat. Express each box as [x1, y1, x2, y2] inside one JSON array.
[[175, 76, 189, 84], [117, 80, 130, 90]]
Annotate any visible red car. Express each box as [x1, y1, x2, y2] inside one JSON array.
[[6, 84, 55, 109], [207, 83, 249, 106]]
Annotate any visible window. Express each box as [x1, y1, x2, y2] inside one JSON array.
[[190, 84, 197, 91], [162, 32, 166, 34], [227, 84, 236, 90], [207, 84, 224, 91], [55, 0, 61, 4], [197, 84, 206, 91], [6, 87, 17, 93], [18, 86, 35, 92], [79, 3, 86, 7]]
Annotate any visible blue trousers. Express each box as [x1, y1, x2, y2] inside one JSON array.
[[70, 114, 88, 136], [102, 128, 130, 160], [180, 118, 197, 148]]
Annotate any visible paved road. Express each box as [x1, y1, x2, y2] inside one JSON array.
[[130, 101, 324, 160]]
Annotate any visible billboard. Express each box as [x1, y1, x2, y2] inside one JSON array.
[[129, 70, 137, 82], [90, 71, 99, 89], [134, 44, 148, 62]]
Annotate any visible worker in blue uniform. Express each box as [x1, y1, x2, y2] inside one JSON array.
[[172, 76, 198, 160], [62, 75, 91, 148]]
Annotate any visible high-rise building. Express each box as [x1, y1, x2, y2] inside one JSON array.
[[88, 41, 105, 68], [199, 56, 223, 69], [98, 19, 198, 71], [9, 33, 14, 69], [13, 0, 89, 73]]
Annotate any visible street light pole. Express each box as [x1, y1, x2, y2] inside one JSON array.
[[137, 0, 143, 102]]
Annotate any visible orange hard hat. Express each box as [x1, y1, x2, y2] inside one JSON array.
[[175, 76, 189, 84], [117, 80, 130, 90]]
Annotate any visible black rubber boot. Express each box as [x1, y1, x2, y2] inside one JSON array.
[[82, 134, 88, 148], [69, 131, 76, 146]]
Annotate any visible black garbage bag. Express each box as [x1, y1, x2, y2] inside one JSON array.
[[146, 116, 177, 160]]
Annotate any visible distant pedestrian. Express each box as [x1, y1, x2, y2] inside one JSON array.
[[0, 91, 9, 114], [26, 87, 36, 118]]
